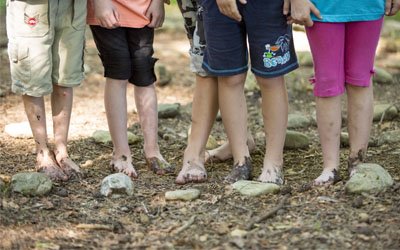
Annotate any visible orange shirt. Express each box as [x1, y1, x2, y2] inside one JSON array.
[[87, 0, 151, 28]]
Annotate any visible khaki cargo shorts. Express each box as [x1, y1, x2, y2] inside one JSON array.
[[6, 0, 86, 97]]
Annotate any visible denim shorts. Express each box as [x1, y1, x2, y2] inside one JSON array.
[[201, 0, 298, 78], [90, 25, 157, 86]]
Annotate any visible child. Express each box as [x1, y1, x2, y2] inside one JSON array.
[[6, 0, 86, 181], [175, 0, 255, 184], [201, 0, 299, 184], [288, 0, 400, 185], [87, 0, 173, 178]]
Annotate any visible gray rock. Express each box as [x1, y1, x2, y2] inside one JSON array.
[[11, 173, 52, 196], [232, 180, 280, 196], [373, 104, 398, 122], [92, 130, 140, 144], [287, 113, 311, 129], [381, 130, 400, 144], [155, 63, 172, 86], [206, 135, 219, 150], [165, 189, 200, 201], [100, 173, 134, 197], [340, 132, 349, 147], [297, 51, 313, 67], [373, 67, 394, 84], [158, 103, 181, 119], [245, 73, 259, 92], [345, 163, 393, 194], [284, 130, 310, 149]]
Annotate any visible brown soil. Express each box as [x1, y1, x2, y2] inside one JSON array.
[[1, 9, 400, 249]]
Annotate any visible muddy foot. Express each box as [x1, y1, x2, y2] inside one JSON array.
[[56, 156, 83, 180], [146, 157, 174, 175], [176, 160, 207, 184], [35, 151, 68, 182], [110, 155, 138, 179], [225, 157, 252, 183], [258, 162, 284, 185], [348, 149, 367, 177], [313, 168, 341, 186], [205, 135, 255, 163]]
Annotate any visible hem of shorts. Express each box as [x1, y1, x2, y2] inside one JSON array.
[[202, 62, 248, 76], [251, 62, 299, 78], [314, 88, 346, 98], [56, 78, 84, 88], [12, 88, 53, 98], [345, 77, 372, 87]]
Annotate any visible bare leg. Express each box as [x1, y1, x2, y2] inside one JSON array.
[[105, 78, 137, 178], [314, 95, 342, 185], [346, 83, 373, 176], [22, 95, 68, 181], [51, 85, 82, 178], [218, 73, 251, 182], [134, 84, 173, 175], [256, 76, 287, 185], [176, 75, 218, 184]]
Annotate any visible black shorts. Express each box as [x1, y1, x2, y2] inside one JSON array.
[[90, 25, 157, 86]]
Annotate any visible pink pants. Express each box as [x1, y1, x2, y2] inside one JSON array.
[[306, 18, 383, 97]]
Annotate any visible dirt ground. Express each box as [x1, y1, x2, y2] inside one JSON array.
[[1, 7, 400, 250]]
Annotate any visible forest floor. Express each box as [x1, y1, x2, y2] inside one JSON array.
[[1, 7, 400, 250]]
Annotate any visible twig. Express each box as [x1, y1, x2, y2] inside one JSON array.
[[246, 194, 290, 230], [76, 223, 114, 231], [174, 215, 196, 235], [141, 202, 158, 218]]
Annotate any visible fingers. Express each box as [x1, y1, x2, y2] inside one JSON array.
[[390, 0, 400, 15], [386, 0, 392, 15], [283, 0, 290, 15], [310, 4, 322, 19], [216, 0, 242, 22]]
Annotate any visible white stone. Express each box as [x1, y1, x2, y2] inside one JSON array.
[[165, 189, 200, 201], [345, 163, 393, 194], [100, 173, 134, 197], [11, 172, 52, 196], [232, 180, 280, 196]]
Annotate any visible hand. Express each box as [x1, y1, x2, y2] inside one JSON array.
[[146, 0, 165, 28], [216, 0, 247, 22], [287, 0, 322, 27], [94, 0, 120, 29], [386, 0, 400, 16]]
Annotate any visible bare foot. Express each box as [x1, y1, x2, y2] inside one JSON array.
[[35, 150, 68, 182], [313, 168, 341, 186], [110, 154, 138, 178], [348, 149, 367, 177], [146, 157, 174, 175], [257, 161, 284, 185], [56, 156, 83, 179], [175, 160, 207, 184], [205, 135, 255, 163], [225, 157, 252, 183]]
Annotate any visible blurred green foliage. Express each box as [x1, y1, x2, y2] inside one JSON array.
[[0, 0, 5, 8]]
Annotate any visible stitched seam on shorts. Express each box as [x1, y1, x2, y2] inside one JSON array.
[[202, 62, 248, 74], [251, 62, 299, 76]]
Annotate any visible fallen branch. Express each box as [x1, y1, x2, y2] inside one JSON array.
[[174, 215, 196, 235], [76, 223, 114, 231], [246, 194, 290, 230]]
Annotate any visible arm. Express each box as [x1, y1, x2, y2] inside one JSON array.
[[94, 0, 120, 29], [386, 0, 400, 16], [216, 0, 247, 22], [146, 0, 165, 28], [287, 0, 322, 27]]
